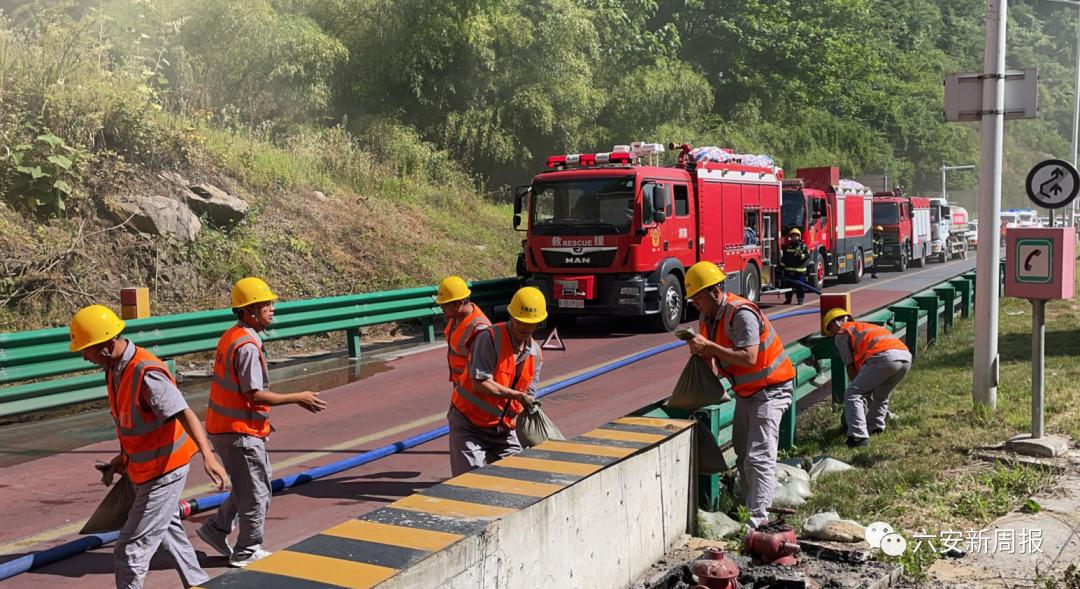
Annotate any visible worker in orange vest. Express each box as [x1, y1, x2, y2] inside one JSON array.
[[197, 277, 327, 568], [822, 308, 911, 448], [436, 276, 491, 384], [68, 305, 227, 589], [684, 262, 796, 529], [447, 286, 545, 476]]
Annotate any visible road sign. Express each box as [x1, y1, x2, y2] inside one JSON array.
[[1025, 159, 1080, 209], [1015, 238, 1052, 283], [944, 69, 1038, 122]]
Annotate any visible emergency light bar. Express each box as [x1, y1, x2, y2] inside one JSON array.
[[782, 179, 804, 189]]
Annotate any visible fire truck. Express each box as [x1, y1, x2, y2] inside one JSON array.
[[781, 167, 875, 288], [512, 143, 783, 332], [871, 192, 931, 271], [927, 198, 970, 262]]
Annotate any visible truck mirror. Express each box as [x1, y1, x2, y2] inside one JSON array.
[[513, 185, 529, 230], [651, 185, 667, 224]]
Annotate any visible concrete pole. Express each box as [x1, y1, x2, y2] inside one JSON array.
[[973, 0, 1007, 411], [941, 164, 947, 200]]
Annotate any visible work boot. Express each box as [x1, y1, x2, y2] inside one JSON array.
[[846, 436, 869, 448], [784, 297, 793, 305], [796, 298, 805, 305], [870, 428, 885, 435], [871, 274, 879, 279]]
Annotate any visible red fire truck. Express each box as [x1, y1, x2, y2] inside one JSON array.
[[781, 167, 875, 288], [512, 143, 783, 331], [871, 192, 932, 271]]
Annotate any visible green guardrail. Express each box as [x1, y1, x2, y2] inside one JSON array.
[[638, 269, 978, 511], [0, 278, 521, 418]]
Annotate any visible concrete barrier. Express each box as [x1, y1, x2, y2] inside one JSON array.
[[198, 416, 694, 589]]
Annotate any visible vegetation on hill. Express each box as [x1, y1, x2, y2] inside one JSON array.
[[0, 0, 1077, 329]]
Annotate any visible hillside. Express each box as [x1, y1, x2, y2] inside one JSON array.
[[1, 0, 1077, 330]]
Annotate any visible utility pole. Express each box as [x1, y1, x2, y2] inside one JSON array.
[[972, 0, 1008, 411]]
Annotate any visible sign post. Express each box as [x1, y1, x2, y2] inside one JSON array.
[[1000, 161, 1079, 456]]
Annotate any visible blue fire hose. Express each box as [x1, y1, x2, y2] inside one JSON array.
[[0, 305, 824, 581]]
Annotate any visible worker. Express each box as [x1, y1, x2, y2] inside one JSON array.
[[447, 286, 545, 476], [822, 309, 911, 448], [780, 228, 811, 304], [197, 277, 327, 568], [436, 276, 491, 384], [68, 304, 226, 589], [870, 225, 884, 279], [684, 262, 796, 529]]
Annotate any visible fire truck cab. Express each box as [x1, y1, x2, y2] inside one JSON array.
[[872, 192, 931, 271], [514, 143, 783, 332]]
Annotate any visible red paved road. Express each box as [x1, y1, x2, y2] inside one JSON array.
[[0, 259, 974, 587]]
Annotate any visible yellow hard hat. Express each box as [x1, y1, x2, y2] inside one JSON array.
[[821, 308, 853, 336], [508, 286, 548, 324], [69, 304, 125, 352], [231, 277, 278, 308], [435, 276, 471, 305], [789, 228, 802, 236], [684, 261, 726, 298], [874, 225, 884, 232]]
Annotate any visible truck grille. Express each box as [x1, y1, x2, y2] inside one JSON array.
[[540, 247, 618, 268]]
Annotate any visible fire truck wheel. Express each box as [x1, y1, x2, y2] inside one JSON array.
[[912, 244, 926, 268], [743, 265, 760, 303], [650, 273, 683, 333], [810, 261, 825, 292], [845, 251, 863, 284]]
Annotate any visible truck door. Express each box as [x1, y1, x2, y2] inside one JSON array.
[[663, 182, 695, 267]]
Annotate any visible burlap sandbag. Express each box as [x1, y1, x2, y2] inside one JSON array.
[[667, 356, 731, 411], [695, 420, 729, 474], [516, 402, 565, 448], [80, 474, 135, 534]]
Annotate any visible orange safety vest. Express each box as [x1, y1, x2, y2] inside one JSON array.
[[205, 324, 272, 437], [445, 304, 491, 382], [839, 321, 909, 371], [451, 322, 536, 430], [701, 294, 796, 398], [107, 345, 198, 485]]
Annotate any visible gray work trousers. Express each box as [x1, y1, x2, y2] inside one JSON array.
[[732, 382, 793, 526], [204, 433, 272, 559], [115, 464, 208, 589], [447, 405, 522, 476], [844, 355, 911, 438]]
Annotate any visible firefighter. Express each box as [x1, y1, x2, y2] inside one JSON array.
[[198, 277, 328, 568], [436, 276, 491, 385], [68, 305, 226, 589], [447, 286, 545, 476], [780, 228, 811, 304], [870, 225, 885, 279], [684, 262, 796, 528], [822, 308, 911, 448]]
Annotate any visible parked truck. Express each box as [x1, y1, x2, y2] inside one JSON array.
[[871, 192, 931, 271], [927, 198, 970, 262], [781, 167, 875, 288], [513, 142, 784, 331]]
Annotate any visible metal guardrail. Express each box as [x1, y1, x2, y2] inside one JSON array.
[[640, 269, 978, 511], [0, 278, 521, 418]]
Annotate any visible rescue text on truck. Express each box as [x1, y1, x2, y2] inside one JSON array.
[[512, 142, 784, 332]]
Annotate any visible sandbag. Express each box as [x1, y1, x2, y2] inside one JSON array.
[[697, 510, 742, 540], [667, 355, 731, 411], [809, 457, 853, 481], [775, 462, 811, 485], [694, 420, 729, 474], [515, 402, 565, 448], [803, 511, 865, 543], [771, 478, 812, 508], [81, 474, 135, 534]]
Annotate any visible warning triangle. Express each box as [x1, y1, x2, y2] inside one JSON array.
[[541, 327, 566, 351]]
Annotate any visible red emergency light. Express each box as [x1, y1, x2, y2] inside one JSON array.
[[782, 179, 803, 189], [546, 155, 567, 169]]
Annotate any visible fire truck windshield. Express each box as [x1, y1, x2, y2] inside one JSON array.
[[873, 202, 900, 225], [531, 176, 636, 235], [781, 191, 805, 231]]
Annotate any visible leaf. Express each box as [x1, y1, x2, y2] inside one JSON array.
[[47, 155, 73, 170], [53, 179, 73, 195], [1022, 499, 1041, 513], [36, 134, 63, 147], [16, 165, 48, 179]]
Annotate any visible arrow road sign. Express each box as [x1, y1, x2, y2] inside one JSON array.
[[1026, 159, 1080, 209]]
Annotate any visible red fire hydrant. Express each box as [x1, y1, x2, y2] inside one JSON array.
[[743, 507, 801, 566], [690, 546, 740, 589]]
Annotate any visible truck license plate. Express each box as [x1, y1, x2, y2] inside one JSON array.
[[558, 299, 584, 309]]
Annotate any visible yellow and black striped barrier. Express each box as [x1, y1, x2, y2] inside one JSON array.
[[196, 416, 691, 589]]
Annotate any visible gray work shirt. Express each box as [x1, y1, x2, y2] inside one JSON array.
[[111, 340, 189, 421], [233, 324, 269, 394], [468, 328, 542, 395], [834, 331, 912, 367]]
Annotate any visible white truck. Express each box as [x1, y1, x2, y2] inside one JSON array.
[[928, 198, 970, 262]]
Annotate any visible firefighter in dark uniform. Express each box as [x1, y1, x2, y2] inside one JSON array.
[[870, 225, 884, 279], [781, 228, 811, 305]]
